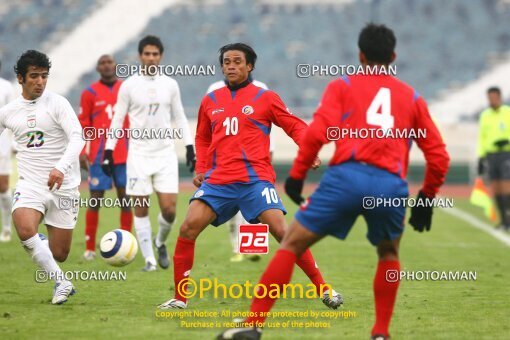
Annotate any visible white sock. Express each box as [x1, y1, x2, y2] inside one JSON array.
[[134, 216, 155, 265], [155, 213, 173, 248], [0, 191, 12, 233], [21, 234, 64, 283], [229, 211, 247, 254]]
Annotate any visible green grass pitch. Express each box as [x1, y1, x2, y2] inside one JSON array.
[[0, 189, 509, 339]]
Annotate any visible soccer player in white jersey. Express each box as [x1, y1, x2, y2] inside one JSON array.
[[0, 50, 85, 304], [206, 77, 274, 262], [105, 36, 195, 272], [0, 62, 15, 242]]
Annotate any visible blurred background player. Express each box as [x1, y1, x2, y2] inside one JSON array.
[[79, 55, 132, 260], [477, 86, 510, 231], [206, 77, 274, 262], [219, 24, 450, 340], [158, 43, 342, 310], [0, 50, 85, 304], [105, 35, 195, 271], [0, 59, 15, 242]]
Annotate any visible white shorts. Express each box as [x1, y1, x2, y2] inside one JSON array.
[[126, 152, 179, 196], [11, 181, 80, 229], [0, 155, 12, 175]]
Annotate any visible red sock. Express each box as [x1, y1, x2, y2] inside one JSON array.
[[372, 260, 401, 337], [120, 210, 133, 232], [173, 237, 196, 303], [85, 209, 99, 251], [296, 248, 326, 294], [246, 249, 297, 326]]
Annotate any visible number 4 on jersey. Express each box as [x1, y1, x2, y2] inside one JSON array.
[[366, 87, 394, 131]]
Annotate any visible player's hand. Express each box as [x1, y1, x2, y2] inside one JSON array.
[[79, 154, 89, 171], [101, 149, 114, 177], [48, 169, 64, 191], [311, 156, 321, 169], [408, 190, 433, 232], [186, 145, 196, 173], [494, 139, 510, 149], [285, 176, 304, 205], [477, 157, 486, 176], [193, 173, 205, 188]]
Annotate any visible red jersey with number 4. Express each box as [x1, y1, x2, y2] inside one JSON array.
[[196, 82, 307, 184], [79, 80, 129, 165], [290, 75, 450, 197]]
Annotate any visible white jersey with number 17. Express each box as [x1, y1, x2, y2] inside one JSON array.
[[106, 74, 193, 156]]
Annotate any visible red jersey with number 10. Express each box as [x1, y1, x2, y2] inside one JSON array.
[[196, 82, 307, 184], [79, 80, 129, 165], [290, 74, 450, 197]]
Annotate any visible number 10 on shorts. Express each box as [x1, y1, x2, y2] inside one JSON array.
[[238, 224, 269, 254]]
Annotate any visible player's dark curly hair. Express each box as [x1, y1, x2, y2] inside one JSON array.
[[487, 86, 501, 95], [138, 35, 164, 54], [218, 43, 257, 70], [358, 23, 396, 64], [14, 50, 51, 81]]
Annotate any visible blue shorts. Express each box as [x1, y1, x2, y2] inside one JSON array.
[[89, 163, 127, 191], [190, 180, 287, 227], [295, 162, 408, 246]]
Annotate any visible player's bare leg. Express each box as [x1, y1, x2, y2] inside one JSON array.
[[46, 225, 73, 262], [257, 209, 342, 308], [153, 192, 177, 269], [84, 189, 104, 260], [0, 175, 11, 242], [217, 219, 324, 340], [115, 186, 132, 232], [12, 208, 75, 304], [371, 236, 401, 340], [132, 195, 157, 271], [158, 199, 215, 309]]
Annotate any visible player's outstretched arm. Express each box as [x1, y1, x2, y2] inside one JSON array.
[[170, 80, 195, 172], [268, 91, 309, 146], [52, 96, 86, 190], [102, 82, 130, 176], [105, 81, 129, 152], [289, 81, 343, 181], [78, 88, 94, 172], [194, 97, 212, 182], [409, 96, 450, 232]]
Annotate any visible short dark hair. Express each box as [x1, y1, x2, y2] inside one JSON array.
[[488, 86, 501, 95], [218, 43, 257, 70], [138, 35, 164, 55], [358, 23, 396, 64], [14, 50, 51, 81]]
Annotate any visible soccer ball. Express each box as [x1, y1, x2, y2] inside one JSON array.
[[99, 229, 138, 267]]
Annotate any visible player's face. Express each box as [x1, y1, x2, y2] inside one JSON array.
[[18, 66, 48, 100], [97, 55, 116, 79], [488, 92, 502, 109], [222, 50, 252, 85], [140, 45, 162, 67]]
